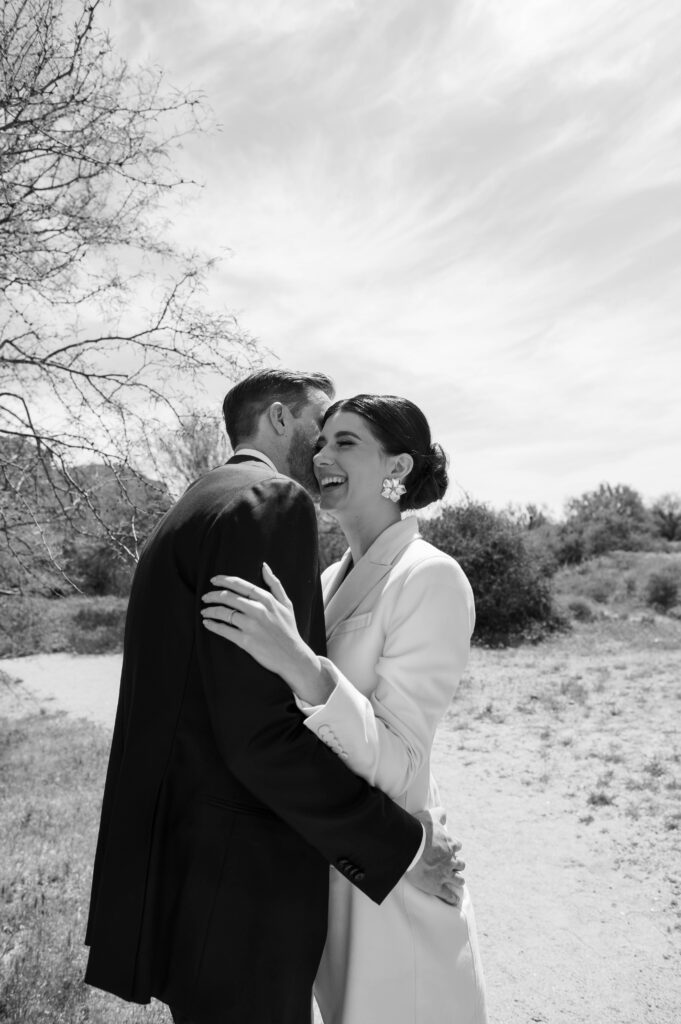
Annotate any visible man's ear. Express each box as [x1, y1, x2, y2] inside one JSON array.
[[266, 401, 288, 436], [390, 453, 414, 481]]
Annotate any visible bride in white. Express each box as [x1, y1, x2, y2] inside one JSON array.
[[201, 393, 488, 1024]]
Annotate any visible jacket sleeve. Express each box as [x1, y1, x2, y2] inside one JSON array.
[[300, 555, 475, 798], [195, 477, 423, 903]]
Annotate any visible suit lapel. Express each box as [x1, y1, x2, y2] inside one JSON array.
[[324, 518, 420, 640]]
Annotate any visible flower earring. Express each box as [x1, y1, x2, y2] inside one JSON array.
[[381, 477, 407, 503]]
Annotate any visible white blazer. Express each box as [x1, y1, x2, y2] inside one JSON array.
[[300, 517, 487, 1024], [301, 515, 475, 811]]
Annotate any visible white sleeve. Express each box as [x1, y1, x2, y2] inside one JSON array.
[[301, 556, 474, 798]]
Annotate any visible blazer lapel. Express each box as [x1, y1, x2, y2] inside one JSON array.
[[324, 518, 420, 640], [322, 549, 353, 607]]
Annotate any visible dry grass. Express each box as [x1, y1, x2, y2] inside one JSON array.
[[0, 709, 167, 1024], [0, 596, 127, 659], [452, 614, 681, 929], [2, 610, 680, 1021], [554, 550, 681, 620]]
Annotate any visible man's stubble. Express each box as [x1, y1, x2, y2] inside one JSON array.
[[287, 422, 321, 499]]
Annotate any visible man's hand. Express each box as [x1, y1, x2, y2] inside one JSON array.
[[407, 807, 465, 906]]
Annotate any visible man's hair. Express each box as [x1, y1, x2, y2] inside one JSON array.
[[222, 369, 335, 447]]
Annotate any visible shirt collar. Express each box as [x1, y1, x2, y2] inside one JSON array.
[[233, 447, 278, 474]]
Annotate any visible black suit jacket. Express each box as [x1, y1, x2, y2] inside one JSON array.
[[84, 456, 422, 1023]]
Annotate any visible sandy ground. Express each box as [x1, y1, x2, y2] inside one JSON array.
[[0, 652, 122, 727], [2, 649, 680, 1023]]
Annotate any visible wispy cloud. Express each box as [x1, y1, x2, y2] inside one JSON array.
[[105, 0, 681, 509]]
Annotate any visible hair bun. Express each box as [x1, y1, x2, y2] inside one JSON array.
[[408, 442, 449, 510]]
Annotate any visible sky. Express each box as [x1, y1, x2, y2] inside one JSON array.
[[103, 0, 681, 513]]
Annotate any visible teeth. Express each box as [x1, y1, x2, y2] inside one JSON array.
[[321, 476, 346, 487]]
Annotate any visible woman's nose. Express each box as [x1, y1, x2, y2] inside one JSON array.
[[313, 447, 330, 464]]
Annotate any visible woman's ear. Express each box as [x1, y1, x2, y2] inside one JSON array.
[[390, 453, 414, 481]]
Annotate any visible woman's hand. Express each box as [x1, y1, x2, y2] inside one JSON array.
[[201, 563, 335, 704]]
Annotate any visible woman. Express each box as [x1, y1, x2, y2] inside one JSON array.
[[201, 395, 488, 1024]]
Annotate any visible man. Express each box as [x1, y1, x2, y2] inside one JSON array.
[[85, 369, 460, 1024]]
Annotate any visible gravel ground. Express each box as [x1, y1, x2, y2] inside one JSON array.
[[2, 639, 680, 1024]]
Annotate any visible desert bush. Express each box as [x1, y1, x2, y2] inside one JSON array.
[[553, 551, 681, 617], [317, 511, 348, 572], [506, 505, 563, 573], [61, 535, 136, 597], [0, 595, 127, 657], [564, 596, 599, 622], [651, 494, 681, 542], [522, 521, 562, 573], [68, 598, 128, 653], [624, 572, 638, 597], [581, 575, 612, 604], [644, 570, 680, 613], [58, 462, 171, 596], [0, 457, 169, 598], [558, 484, 653, 564], [0, 596, 74, 657], [421, 501, 562, 646]]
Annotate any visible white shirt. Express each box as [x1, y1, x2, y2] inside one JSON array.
[[233, 447, 278, 474]]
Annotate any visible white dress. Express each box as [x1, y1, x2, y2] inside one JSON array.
[[300, 517, 488, 1024]]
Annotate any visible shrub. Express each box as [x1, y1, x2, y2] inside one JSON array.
[[68, 598, 128, 653], [624, 572, 638, 597], [421, 501, 563, 646], [0, 595, 127, 657], [0, 596, 73, 657], [317, 511, 347, 572], [522, 521, 562, 574], [553, 551, 681, 617], [557, 483, 653, 564], [644, 570, 680, 613], [565, 596, 599, 622], [651, 494, 681, 542], [581, 575, 612, 604], [61, 537, 136, 596]]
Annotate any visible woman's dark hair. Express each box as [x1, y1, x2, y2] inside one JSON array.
[[223, 369, 335, 447], [322, 394, 449, 510]]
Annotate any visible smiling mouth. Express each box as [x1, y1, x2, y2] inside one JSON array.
[[319, 476, 347, 490]]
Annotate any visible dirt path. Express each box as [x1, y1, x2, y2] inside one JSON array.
[[2, 646, 680, 1023], [436, 726, 679, 1023], [0, 652, 122, 727]]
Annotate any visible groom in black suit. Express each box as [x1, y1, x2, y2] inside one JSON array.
[[85, 369, 457, 1024]]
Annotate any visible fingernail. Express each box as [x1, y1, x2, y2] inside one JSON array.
[[263, 562, 271, 572]]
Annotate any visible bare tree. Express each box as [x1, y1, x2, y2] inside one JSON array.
[[155, 409, 232, 501], [0, 0, 261, 589]]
